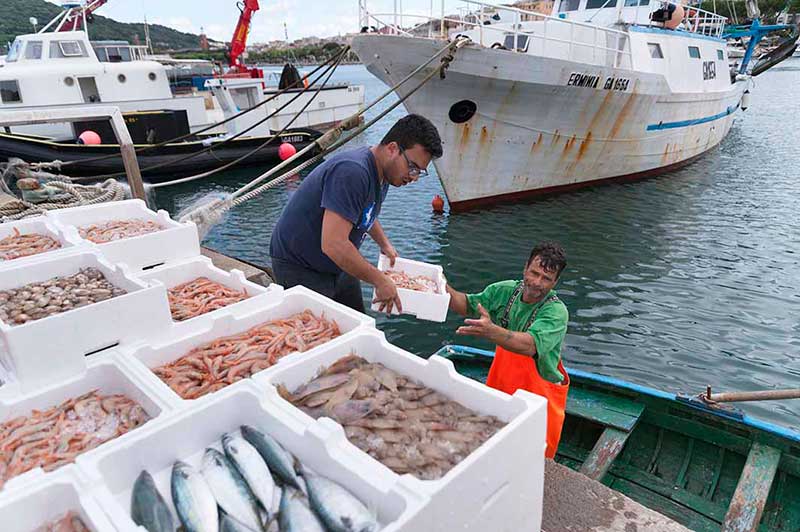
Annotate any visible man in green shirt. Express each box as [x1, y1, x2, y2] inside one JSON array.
[[446, 241, 569, 458]]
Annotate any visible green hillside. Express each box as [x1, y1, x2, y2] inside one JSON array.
[[0, 0, 214, 52]]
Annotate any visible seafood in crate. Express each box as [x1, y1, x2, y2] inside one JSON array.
[[47, 199, 200, 271], [0, 229, 61, 262], [167, 276, 250, 322], [384, 270, 439, 293], [0, 251, 172, 393], [371, 255, 450, 322], [279, 354, 506, 480], [153, 311, 341, 400], [77, 219, 164, 244], [0, 390, 150, 489], [0, 466, 116, 532], [0, 267, 126, 326], [30, 511, 89, 532], [129, 425, 380, 532], [79, 387, 420, 532]]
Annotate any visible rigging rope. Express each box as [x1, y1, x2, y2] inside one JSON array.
[[150, 48, 347, 189], [58, 50, 349, 168], [181, 37, 470, 237], [70, 47, 350, 181]]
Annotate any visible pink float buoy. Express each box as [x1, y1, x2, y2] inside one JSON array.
[[278, 142, 297, 161], [77, 130, 102, 145]]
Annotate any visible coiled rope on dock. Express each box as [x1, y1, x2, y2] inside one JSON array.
[[0, 159, 126, 222], [181, 36, 471, 238]]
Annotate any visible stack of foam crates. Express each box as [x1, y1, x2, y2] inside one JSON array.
[[0, 200, 548, 531]]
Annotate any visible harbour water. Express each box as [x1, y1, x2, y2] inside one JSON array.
[[154, 62, 800, 431]]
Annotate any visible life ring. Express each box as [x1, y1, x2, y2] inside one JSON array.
[[491, 42, 507, 50]]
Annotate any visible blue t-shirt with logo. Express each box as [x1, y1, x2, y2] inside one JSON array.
[[270, 147, 388, 274]]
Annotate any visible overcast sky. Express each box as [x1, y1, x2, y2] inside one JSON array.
[[45, 1, 505, 43]]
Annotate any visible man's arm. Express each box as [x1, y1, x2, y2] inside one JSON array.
[[456, 303, 538, 357], [321, 209, 402, 312], [368, 220, 398, 266], [446, 284, 469, 316]]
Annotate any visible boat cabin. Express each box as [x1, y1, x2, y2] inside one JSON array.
[[0, 31, 173, 108]]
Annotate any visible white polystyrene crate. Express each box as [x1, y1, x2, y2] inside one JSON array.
[[47, 199, 200, 271], [0, 355, 169, 494], [0, 217, 85, 270], [0, 467, 116, 532], [0, 250, 172, 393], [136, 255, 281, 328], [262, 328, 547, 532], [370, 255, 450, 322], [78, 385, 427, 532], [120, 285, 375, 405]]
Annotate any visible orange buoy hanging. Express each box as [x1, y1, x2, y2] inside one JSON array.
[[432, 194, 445, 213]]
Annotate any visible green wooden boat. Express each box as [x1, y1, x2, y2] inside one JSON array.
[[435, 345, 800, 532]]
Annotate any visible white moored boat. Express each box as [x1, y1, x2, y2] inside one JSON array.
[[352, 0, 789, 211]]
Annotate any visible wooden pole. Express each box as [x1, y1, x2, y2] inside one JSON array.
[[707, 388, 800, 403], [107, 108, 146, 202]]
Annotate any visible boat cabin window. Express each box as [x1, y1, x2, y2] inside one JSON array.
[[586, 0, 618, 8], [648, 43, 664, 58], [688, 46, 701, 58], [503, 34, 530, 52], [4, 40, 23, 63], [24, 41, 43, 60], [94, 45, 132, 63], [49, 40, 88, 59], [0, 80, 22, 103], [624, 0, 650, 5], [717, 49, 724, 60], [559, 0, 581, 12]]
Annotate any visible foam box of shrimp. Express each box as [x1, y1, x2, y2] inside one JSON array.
[[136, 255, 281, 328], [261, 328, 548, 532], [0, 466, 116, 531], [0, 250, 173, 393], [118, 285, 375, 406], [370, 255, 450, 322], [0, 217, 85, 271], [77, 384, 429, 532], [0, 354, 171, 494], [46, 199, 201, 271]]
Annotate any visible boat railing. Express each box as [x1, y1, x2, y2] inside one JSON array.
[[644, 1, 727, 38], [360, 0, 633, 69]]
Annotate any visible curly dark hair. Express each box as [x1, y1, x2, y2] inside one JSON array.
[[380, 114, 443, 159], [527, 241, 567, 276]]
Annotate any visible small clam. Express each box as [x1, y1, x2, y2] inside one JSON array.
[[30, 286, 45, 294], [14, 313, 29, 324], [35, 297, 50, 308], [44, 305, 61, 313]]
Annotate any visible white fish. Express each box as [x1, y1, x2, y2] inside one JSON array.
[[202, 448, 263, 531], [222, 433, 276, 517], [171, 461, 219, 532], [303, 471, 379, 532], [279, 488, 326, 532]]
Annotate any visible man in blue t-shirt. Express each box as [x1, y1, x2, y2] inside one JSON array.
[[270, 114, 443, 313]]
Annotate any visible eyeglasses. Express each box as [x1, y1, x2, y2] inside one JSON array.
[[400, 148, 429, 178]]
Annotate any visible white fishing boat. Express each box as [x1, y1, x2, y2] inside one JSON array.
[[353, 0, 794, 211], [0, 2, 364, 141]]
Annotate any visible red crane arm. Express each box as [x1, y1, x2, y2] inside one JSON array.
[[229, 0, 260, 71], [59, 0, 109, 32]]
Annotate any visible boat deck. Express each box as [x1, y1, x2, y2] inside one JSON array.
[[544, 459, 689, 531]]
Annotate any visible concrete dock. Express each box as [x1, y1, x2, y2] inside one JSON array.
[[543, 460, 689, 531]]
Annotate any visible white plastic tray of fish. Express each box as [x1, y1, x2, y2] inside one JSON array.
[[78, 385, 427, 532], [118, 285, 376, 406], [0, 354, 169, 494], [0, 217, 84, 271], [0, 466, 116, 532], [46, 199, 201, 271], [0, 250, 173, 393], [136, 255, 281, 327], [370, 255, 450, 322], [260, 328, 548, 532]]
